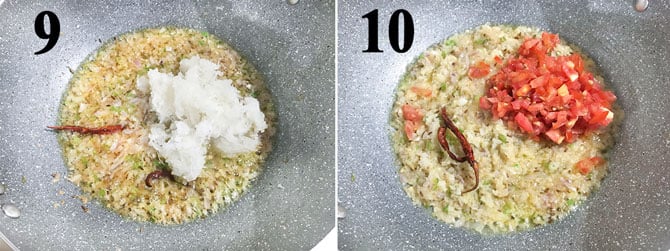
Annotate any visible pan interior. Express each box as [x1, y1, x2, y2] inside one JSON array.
[[0, 1, 335, 250]]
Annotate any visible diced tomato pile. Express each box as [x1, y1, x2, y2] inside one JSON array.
[[478, 32, 617, 144], [402, 104, 423, 140]]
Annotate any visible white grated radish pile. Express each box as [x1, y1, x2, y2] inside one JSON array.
[[137, 56, 267, 181]]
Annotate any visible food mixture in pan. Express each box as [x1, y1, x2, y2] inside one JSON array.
[[391, 24, 620, 233], [52, 27, 275, 224]]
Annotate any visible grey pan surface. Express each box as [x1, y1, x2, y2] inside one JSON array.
[[338, 0, 669, 250], [0, 0, 334, 250]]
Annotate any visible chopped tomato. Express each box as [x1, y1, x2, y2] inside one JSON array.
[[588, 107, 613, 126], [479, 96, 491, 109], [575, 157, 605, 175], [402, 104, 423, 140], [541, 32, 559, 50], [404, 120, 420, 140], [544, 129, 564, 144], [479, 31, 617, 144], [410, 86, 432, 97], [515, 113, 533, 133], [402, 104, 423, 122], [494, 55, 503, 65], [468, 61, 491, 79], [562, 63, 579, 82]]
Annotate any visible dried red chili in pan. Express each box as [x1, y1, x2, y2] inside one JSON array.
[[145, 169, 174, 187], [47, 125, 124, 135], [437, 107, 479, 194]]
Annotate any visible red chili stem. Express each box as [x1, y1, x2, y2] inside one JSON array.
[[438, 107, 479, 194], [145, 170, 174, 187], [47, 125, 124, 135]]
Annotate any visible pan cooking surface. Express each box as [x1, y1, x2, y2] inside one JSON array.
[[338, 1, 669, 250], [0, 1, 335, 249]]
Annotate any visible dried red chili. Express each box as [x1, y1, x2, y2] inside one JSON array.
[[437, 107, 479, 194], [47, 125, 124, 134], [145, 169, 174, 187]]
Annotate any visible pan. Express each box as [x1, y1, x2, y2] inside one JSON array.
[[0, 0, 335, 249], [338, 0, 669, 250]]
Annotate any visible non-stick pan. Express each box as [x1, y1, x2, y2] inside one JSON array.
[[338, 0, 669, 250], [0, 1, 335, 249]]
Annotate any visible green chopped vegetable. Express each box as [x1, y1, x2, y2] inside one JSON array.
[[70, 135, 82, 145], [80, 156, 89, 167], [199, 40, 206, 46], [21, 176, 26, 184], [125, 154, 144, 170], [502, 202, 513, 214], [97, 189, 106, 198], [138, 65, 151, 75], [474, 38, 489, 45], [432, 178, 439, 190], [153, 159, 169, 170], [440, 83, 447, 92], [444, 39, 456, 46], [110, 106, 122, 113], [498, 134, 508, 143], [351, 173, 356, 182], [441, 50, 447, 58], [566, 199, 576, 207], [201, 31, 209, 37], [513, 163, 520, 168], [442, 205, 449, 213], [425, 140, 434, 151], [444, 130, 459, 147]]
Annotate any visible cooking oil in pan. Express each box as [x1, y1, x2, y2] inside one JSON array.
[[635, 0, 648, 12], [2, 204, 20, 219]]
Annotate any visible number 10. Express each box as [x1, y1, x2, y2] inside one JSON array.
[[362, 9, 414, 53]]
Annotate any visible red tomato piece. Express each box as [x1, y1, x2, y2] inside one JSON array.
[[410, 86, 432, 97], [515, 113, 534, 133], [494, 55, 503, 65], [544, 128, 564, 144], [575, 157, 605, 175], [404, 120, 418, 140], [541, 32, 559, 50], [401, 104, 423, 122], [468, 61, 491, 79], [479, 96, 491, 109]]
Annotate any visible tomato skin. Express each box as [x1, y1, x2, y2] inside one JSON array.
[[468, 61, 491, 79], [480, 31, 616, 144]]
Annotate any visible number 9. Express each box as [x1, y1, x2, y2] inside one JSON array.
[[34, 11, 60, 55]]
